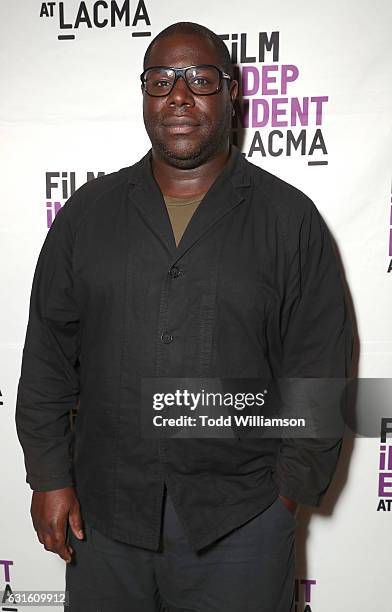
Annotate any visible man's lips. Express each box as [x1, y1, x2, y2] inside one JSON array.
[[161, 118, 200, 134]]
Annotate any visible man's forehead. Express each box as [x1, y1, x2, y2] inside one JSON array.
[[145, 33, 220, 68]]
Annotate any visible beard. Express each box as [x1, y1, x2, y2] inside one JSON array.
[[143, 103, 232, 170]]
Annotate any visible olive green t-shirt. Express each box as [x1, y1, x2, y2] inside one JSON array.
[[163, 193, 206, 246]]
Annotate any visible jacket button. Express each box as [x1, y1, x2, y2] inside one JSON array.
[[169, 266, 180, 278], [161, 332, 173, 344]]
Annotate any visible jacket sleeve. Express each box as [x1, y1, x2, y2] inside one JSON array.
[[15, 201, 80, 492], [275, 198, 354, 507]]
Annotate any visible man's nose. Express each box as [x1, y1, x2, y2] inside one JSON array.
[[168, 76, 195, 106]]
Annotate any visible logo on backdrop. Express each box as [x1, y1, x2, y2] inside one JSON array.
[[222, 32, 328, 165], [45, 171, 105, 227], [387, 184, 392, 273], [39, 1, 152, 40], [295, 578, 317, 612], [377, 418, 392, 511]]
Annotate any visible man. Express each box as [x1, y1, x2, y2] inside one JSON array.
[[16, 21, 353, 612]]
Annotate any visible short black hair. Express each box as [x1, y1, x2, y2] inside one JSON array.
[[143, 21, 233, 78]]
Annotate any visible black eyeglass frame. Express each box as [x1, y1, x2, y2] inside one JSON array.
[[140, 64, 232, 97]]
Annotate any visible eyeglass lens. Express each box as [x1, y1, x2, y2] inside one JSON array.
[[143, 66, 221, 96]]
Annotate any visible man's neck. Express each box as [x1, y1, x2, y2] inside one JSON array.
[[151, 145, 231, 198]]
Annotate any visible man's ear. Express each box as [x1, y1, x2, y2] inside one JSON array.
[[230, 79, 239, 104]]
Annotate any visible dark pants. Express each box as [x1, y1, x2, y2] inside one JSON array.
[[65, 491, 295, 612]]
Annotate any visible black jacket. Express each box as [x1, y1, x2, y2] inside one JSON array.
[[15, 145, 353, 551]]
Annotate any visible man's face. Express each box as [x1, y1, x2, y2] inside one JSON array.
[[142, 33, 238, 169]]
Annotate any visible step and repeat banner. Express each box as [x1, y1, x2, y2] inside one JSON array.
[[1, 1, 391, 610]]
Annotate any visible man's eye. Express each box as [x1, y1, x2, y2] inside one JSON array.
[[153, 80, 171, 88], [192, 77, 209, 86]]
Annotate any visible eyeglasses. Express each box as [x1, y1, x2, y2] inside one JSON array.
[[140, 64, 231, 97]]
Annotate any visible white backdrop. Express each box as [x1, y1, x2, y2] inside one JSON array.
[[1, 1, 392, 610]]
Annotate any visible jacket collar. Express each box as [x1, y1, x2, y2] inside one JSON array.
[[126, 144, 251, 264]]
